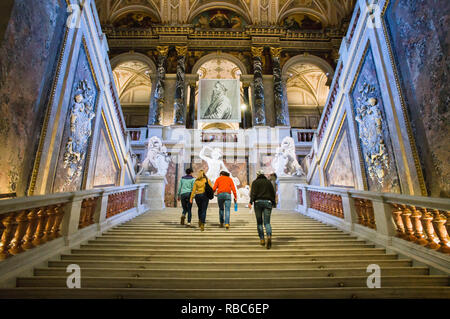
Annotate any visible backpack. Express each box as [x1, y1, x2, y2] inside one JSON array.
[[204, 178, 214, 199]]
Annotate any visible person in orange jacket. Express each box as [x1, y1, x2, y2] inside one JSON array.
[[212, 171, 237, 229]]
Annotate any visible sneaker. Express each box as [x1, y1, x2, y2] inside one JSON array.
[[200, 223, 205, 231], [180, 216, 185, 225], [187, 222, 191, 227], [260, 239, 265, 246], [266, 236, 272, 249], [225, 224, 230, 230]]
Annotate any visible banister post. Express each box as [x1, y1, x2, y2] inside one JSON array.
[[341, 192, 358, 227], [97, 191, 110, 226], [371, 196, 396, 237], [60, 195, 83, 244]]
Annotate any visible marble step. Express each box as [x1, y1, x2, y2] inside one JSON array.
[[1, 287, 449, 299], [61, 253, 398, 262], [34, 266, 430, 279], [16, 275, 449, 289], [47, 259, 413, 270]]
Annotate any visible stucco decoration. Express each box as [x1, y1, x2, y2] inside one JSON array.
[[137, 136, 170, 178], [272, 136, 305, 177], [53, 45, 98, 193], [351, 48, 401, 193], [355, 83, 390, 184], [62, 81, 96, 187]]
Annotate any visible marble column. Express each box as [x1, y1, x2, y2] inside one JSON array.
[[185, 75, 198, 129], [270, 47, 289, 126], [148, 46, 169, 126], [173, 46, 187, 125], [243, 82, 251, 129], [251, 47, 266, 126]]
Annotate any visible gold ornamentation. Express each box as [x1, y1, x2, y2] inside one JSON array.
[[270, 47, 282, 58], [157, 45, 169, 56], [175, 46, 188, 56], [251, 46, 264, 58]]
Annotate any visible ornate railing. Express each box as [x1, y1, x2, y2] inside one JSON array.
[[296, 185, 450, 261], [308, 190, 344, 219], [0, 184, 147, 262], [0, 204, 65, 260], [106, 190, 136, 219], [354, 198, 376, 230], [79, 197, 97, 229], [390, 204, 449, 254]]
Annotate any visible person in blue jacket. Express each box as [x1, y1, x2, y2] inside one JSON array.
[[177, 168, 195, 226]]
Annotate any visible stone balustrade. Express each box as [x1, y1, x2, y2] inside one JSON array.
[[0, 184, 147, 263], [296, 184, 450, 273]]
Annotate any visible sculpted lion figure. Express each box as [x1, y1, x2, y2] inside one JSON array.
[[137, 136, 170, 178], [271, 136, 305, 177]]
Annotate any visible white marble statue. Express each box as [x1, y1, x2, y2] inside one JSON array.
[[237, 185, 250, 202], [271, 136, 306, 177], [137, 136, 170, 178]]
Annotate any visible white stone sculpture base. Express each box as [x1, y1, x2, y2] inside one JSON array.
[[277, 176, 307, 211], [136, 175, 166, 210]]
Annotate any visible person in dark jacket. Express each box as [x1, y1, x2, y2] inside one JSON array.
[[248, 170, 276, 249], [177, 168, 195, 226]]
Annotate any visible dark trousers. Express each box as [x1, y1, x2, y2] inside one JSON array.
[[180, 192, 192, 223], [254, 200, 273, 239], [194, 193, 209, 223]]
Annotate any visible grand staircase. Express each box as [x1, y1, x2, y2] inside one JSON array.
[[1, 207, 449, 298]]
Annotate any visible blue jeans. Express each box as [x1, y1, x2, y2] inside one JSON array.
[[217, 192, 231, 225], [180, 192, 192, 223], [194, 193, 209, 223], [254, 200, 273, 239]]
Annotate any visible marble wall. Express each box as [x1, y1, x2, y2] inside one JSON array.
[[384, 0, 450, 197], [92, 117, 120, 188], [0, 0, 66, 197], [324, 121, 356, 188], [164, 156, 178, 207], [351, 47, 401, 193]]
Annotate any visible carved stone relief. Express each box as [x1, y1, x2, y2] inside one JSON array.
[[351, 48, 401, 193]]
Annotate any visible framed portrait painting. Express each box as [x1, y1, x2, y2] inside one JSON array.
[[198, 79, 241, 123]]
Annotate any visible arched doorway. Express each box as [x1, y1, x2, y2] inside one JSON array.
[[283, 57, 331, 130], [111, 54, 155, 128]]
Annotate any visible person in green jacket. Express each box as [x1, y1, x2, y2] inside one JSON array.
[[177, 168, 195, 226]]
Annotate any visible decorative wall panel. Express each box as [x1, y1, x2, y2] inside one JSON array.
[[384, 0, 449, 196], [325, 120, 356, 188], [53, 44, 98, 193], [351, 47, 401, 193], [92, 115, 120, 188]]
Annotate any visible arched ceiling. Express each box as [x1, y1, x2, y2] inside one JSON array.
[[112, 60, 152, 105], [286, 62, 329, 108], [197, 58, 241, 79], [96, 0, 356, 27]]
